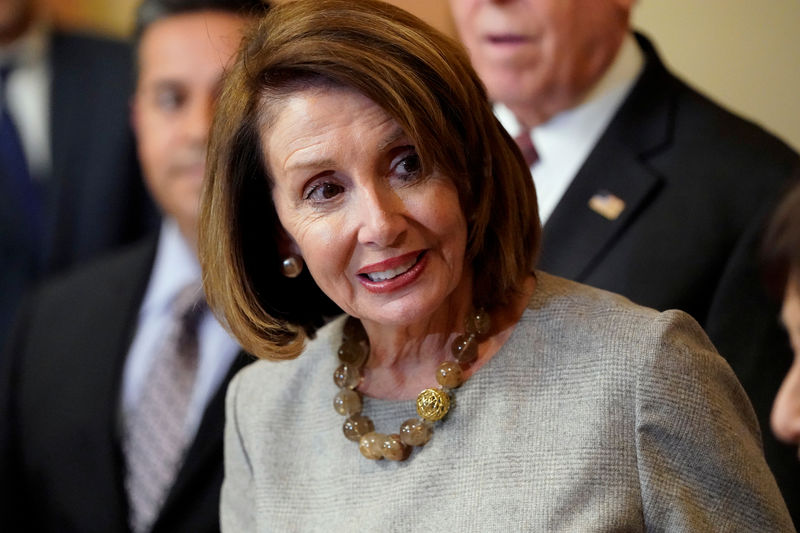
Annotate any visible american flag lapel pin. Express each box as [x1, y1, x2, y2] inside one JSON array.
[[588, 191, 625, 221]]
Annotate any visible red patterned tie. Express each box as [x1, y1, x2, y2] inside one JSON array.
[[514, 129, 538, 167], [123, 282, 206, 533]]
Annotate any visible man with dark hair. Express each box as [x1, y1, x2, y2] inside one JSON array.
[[0, 1, 269, 531], [450, 0, 800, 522], [0, 0, 157, 346]]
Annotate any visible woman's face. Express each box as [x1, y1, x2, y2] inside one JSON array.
[[773, 273, 800, 448], [263, 86, 468, 329]]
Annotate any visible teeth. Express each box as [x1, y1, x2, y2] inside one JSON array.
[[365, 256, 417, 282]]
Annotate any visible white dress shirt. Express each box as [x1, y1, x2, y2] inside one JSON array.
[[495, 34, 645, 224], [120, 219, 240, 442], [0, 23, 51, 182]]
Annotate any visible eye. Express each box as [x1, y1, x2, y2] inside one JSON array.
[[304, 181, 344, 202], [154, 86, 185, 112], [392, 148, 422, 182]]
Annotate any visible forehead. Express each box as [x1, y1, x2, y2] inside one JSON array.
[[264, 86, 399, 163], [137, 10, 245, 85]]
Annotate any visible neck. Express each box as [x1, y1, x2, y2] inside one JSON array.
[[357, 274, 536, 400], [177, 220, 199, 256]]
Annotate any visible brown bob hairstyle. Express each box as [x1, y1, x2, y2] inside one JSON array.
[[200, 0, 540, 360]]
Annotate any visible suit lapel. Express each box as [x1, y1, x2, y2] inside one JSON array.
[[537, 34, 676, 282], [538, 141, 662, 280], [98, 237, 160, 526], [156, 351, 253, 528]]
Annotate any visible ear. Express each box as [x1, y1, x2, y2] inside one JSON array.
[[276, 226, 301, 259]]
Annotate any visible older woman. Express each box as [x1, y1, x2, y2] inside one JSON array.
[[763, 179, 800, 451], [200, 0, 793, 530]]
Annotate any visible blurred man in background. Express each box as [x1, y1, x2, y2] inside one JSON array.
[[450, 0, 800, 522], [0, 0, 157, 345], [0, 1, 268, 531]]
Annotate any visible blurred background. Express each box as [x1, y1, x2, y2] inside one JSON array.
[[45, 0, 800, 151]]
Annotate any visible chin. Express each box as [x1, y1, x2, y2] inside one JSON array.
[[360, 293, 449, 328]]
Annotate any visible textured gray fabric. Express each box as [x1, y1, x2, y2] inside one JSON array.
[[221, 272, 794, 532]]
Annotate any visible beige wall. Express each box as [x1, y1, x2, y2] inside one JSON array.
[[49, 0, 800, 152]]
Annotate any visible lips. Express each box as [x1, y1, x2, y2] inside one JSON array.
[[487, 34, 529, 44], [357, 250, 428, 294], [362, 255, 419, 282]]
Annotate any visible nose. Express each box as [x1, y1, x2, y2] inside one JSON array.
[[355, 183, 407, 248], [771, 361, 800, 444]]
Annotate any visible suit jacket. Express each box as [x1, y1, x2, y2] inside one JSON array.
[[0, 30, 158, 347], [538, 33, 800, 522], [0, 235, 251, 533]]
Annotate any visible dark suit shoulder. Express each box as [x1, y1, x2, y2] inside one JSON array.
[[630, 34, 797, 170], [620, 34, 799, 212], [21, 236, 157, 335], [672, 77, 797, 170]]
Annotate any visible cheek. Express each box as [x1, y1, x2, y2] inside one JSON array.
[[410, 188, 467, 257], [137, 124, 170, 173], [284, 214, 351, 279]]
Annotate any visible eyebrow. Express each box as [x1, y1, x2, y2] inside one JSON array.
[[285, 126, 410, 172], [149, 79, 183, 92], [376, 127, 408, 152], [284, 156, 338, 173]]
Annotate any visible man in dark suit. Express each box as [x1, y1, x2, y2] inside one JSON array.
[[0, 0, 269, 531], [0, 0, 158, 345], [450, 0, 800, 523]]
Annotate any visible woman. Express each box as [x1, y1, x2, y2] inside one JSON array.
[[200, 0, 793, 530], [762, 179, 800, 453]]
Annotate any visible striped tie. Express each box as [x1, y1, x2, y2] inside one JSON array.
[[123, 282, 206, 533]]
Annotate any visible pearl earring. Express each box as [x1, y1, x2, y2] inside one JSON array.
[[281, 255, 303, 278]]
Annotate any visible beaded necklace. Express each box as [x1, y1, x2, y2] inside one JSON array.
[[332, 309, 491, 461]]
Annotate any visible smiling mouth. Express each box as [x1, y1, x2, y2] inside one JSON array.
[[359, 251, 426, 282]]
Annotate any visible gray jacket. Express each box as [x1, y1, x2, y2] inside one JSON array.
[[221, 272, 793, 532]]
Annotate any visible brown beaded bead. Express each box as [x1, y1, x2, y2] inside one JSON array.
[[416, 388, 450, 421], [451, 333, 478, 364], [382, 434, 409, 461], [343, 414, 374, 441], [333, 389, 362, 416], [333, 363, 361, 389], [359, 432, 385, 460], [436, 361, 464, 389], [399, 418, 433, 446], [338, 339, 368, 367], [465, 308, 491, 336]]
